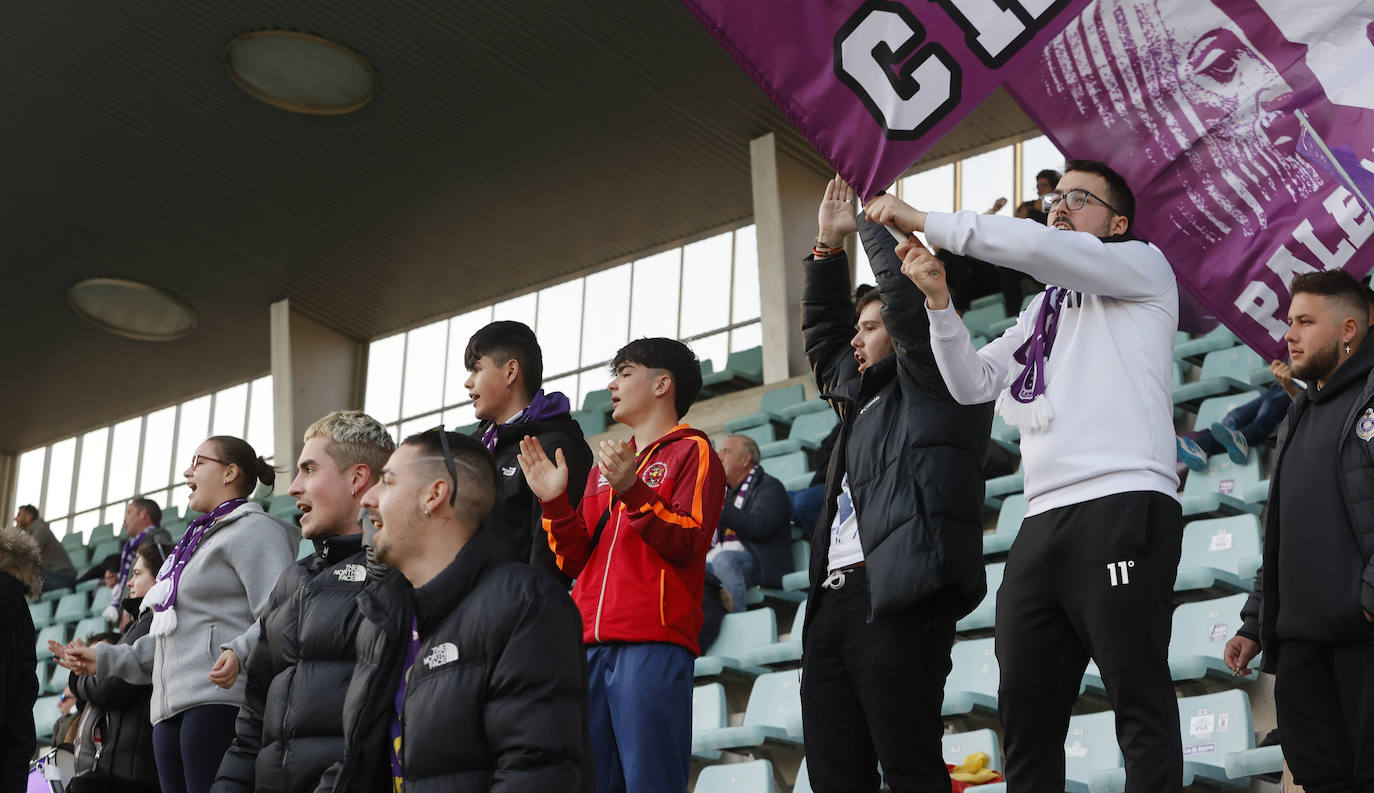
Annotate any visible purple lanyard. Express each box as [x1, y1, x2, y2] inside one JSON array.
[[111, 526, 153, 608], [390, 616, 421, 783]]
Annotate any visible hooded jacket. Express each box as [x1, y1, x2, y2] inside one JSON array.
[[0, 526, 41, 793], [801, 216, 993, 633], [541, 424, 726, 655], [69, 598, 158, 793], [212, 534, 369, 793]]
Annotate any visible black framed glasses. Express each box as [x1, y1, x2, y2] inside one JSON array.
[[429, 425, 459, 507], [1040, 188, 1123, 217]]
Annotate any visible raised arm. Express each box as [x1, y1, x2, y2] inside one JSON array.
[[803, 177, 862, 398]]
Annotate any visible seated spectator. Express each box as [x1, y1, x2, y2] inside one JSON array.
[[67, 539, 166, 793], [14, 505, 76, 592], [319, 429, 589, 793], [0, 523, 40, 789], [1177, 360, 1300, 470], [53, 685, 81, 748], [710, 434, 791, 611]]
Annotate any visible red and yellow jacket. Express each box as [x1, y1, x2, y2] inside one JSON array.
[[540, 425, 725, 655]]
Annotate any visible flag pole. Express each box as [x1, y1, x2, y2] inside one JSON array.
[[1295, 109, 1374, 217]]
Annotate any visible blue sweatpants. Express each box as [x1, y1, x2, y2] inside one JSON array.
[[586, 643, 693, 793]]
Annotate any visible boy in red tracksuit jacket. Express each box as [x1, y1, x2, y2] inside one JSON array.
[[519, 337, 725, 793]]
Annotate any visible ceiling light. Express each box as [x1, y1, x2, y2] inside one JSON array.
[[226, 30, 375, 115], [68, 279, 198, 342]]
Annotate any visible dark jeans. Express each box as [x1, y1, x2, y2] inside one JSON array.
[[150, 704, 238, 793], [586, 643, 693, 793], [996, 491, 1183, 793], [788, 485, 826, 537], [800, 567, 956, 793], [1275, 639, 1374, 792], [1190, 385, 1290, 456]]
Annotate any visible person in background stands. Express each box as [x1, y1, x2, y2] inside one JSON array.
[[1176, 361, 1301, 471], [710, 434, 792, 611], [15, 505, 76, 592], [103, 498, 172, 626]]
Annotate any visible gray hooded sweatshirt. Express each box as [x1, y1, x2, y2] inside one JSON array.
[[96, 501, 296, 724]]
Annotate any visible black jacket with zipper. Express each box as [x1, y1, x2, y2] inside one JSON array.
[[69, 600, 158, 793], [212, 534, 370, 793], [0, 526, 41, 793], [315, 527, 591, 793], [1238, 336, 1374, 672], [801, 215, 993, 634]]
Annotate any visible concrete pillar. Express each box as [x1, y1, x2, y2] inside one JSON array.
[[752, 133, 837, 383], [269, 300, 367, 492], [0, 452, 15, 529]]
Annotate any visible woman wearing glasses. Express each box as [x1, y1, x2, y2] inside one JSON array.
[[54, 436, 297, 793]]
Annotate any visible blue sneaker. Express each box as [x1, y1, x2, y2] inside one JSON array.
[[1176, 436, 1208, 471], [1210, 422, 1250, 464]]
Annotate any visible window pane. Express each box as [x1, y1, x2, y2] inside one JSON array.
[[170, 485, 192, 516], [537, 280, 584, 378], [402, 321, 448, 420], [176, 396, 212, 477], [399, 411, 442, 441], [246, 377, 275, 462], [74, 428, 109, 513], [542, 375, 578, 410], [630, 250, 681, 339], [71, 510, 101, 544], [140, 407, 176, 494], [440, 404, 477, 432], [731, 226, 760, 323], [107, 418, 141, 503], [365, 335, 405, 425], [690, 332, 729, 376], [960, 146, 1014, 216], [901, 164, 955, 216], [49, 518, 69, 542], [581, 264, 631, 368], [45, 438, 76, 519], [731, 321, 762, 353], [443, 307, 494, 408], [211, 384, 249, 438], [1021, 135, 1065, 203], [680, 233, 733, 338], [852, 244, 875, 293], [15, 448, 45, 516], [494, 293, 537, 329]]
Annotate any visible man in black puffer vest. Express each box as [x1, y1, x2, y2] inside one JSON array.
[[464, 320, 593, 586], [798, 177, 992, 793], [318, 428, 589, 793], [212, 411, 396, 793], [1224, 271, 1374, 792]]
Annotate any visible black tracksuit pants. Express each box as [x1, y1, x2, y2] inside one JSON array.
[[800, 567, 957, 793], [1274, 639, 1374, 792], [995, 490, 1183, 792]]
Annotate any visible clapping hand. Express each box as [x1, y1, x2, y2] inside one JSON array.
[[598, 440, 638, 494], [516, 436, 569, 502]]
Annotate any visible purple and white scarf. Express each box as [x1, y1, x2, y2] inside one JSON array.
[[144, 498, 247, 636], [995, 286, 1069, 434], [110, 525, 157, 610], [480, 389, 571, 451]]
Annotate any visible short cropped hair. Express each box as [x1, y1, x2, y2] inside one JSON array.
[[17, 505, 38, 520], [1036, 169, 1063, 186], [304, 410, 396, 480], [1063, 159, 1135, 230], [612, 338, 703, 419], [130, 497, 162, 527], [464, 321, 544, 401], [1291, 270, 1371, 332], [728, 435, 762, 466], [400, 429, 497, 526]]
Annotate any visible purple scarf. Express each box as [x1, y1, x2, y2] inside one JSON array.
[[146, 498, 247, 635], [996, 286, 1069, 434], [481, 389, 571, 451], [110, 525, 156, 610]]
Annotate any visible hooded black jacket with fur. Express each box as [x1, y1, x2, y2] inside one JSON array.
[[0, 526, 42, 793]]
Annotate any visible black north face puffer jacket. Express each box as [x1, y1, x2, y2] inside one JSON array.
[[212, 534, 370, 793], [801, 216, 993, 635]]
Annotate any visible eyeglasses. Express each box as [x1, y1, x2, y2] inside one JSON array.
[[1040, 188, 1124, 217], [188, 454, 228, 473], [429, 425, 459, 508]]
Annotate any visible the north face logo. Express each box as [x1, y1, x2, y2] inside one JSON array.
[[501, 466, 518, 477], [422, 642, 460, 669], [332, 564, 366, 583]]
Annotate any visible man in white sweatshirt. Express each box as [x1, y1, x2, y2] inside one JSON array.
[[867, 160, 1183, 793]]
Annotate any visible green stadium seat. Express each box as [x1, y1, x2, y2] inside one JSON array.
[[942, 729, 1004, 775], [723, 384, 806, 434], [1167, 594, 1260, 682], [759, 451, 807, 483], [691, 682, 727, 760], [43, 662, 68, 696], [985, 316, 1018, 337], [1174, 515, 1261, 593], [991, 414, 1020, 454], [66, 546, 91, 568], [582, 389, 613, 415], [735, 423, 775, 447], [694, 607, 776, 679], [570, 409, 606, 437], [788, 410, 838, 451], [1172, 347, 1265, 411], [984, 470, 1024, 511], [75, 578, 103, 593], [777, 398, 830, 422], [39, 586, 73, 603], [87, 524, 116, 546], [1062, 710, 1125, 793], [52, 593, 89, 625], [90, 540, 122, 564], [162, 506, 181, 524], [781, 472, 816, 492], [956, 563, 1004, 634], [1177, 690, 1283, 785], [700, 347, 764, 393], [1243, 479, 1270, 505], [72, 616, 107, 643], [941, 638, 1000, 717], [61, 533, 85, 552], [694, 759, 775, 793], [961, 304, 1009, 337], [757, 439, 802, 458], [1181, 454, 1263, 519], [33, 695, 62, 742], [983, 494, 1028, 556], [454, 421, 481, 438], [738, 599, 805, 669], [793, 759, 812, 793], [1174, 325, 1238, 364], [691, 671, 803, 753], [28, 601, 54, 628], [970, 293, 1002, 311], [744, 541, 810, 607], [164, 519, 189, 540], [36, 625, 67, 658]]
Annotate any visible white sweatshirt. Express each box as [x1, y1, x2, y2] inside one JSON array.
[[924, 211, 1180, 516]]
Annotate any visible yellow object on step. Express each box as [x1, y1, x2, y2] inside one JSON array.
[[949, 752, 999, 784]]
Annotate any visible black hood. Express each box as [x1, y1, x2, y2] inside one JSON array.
[[1310, 331, 1374, 404]]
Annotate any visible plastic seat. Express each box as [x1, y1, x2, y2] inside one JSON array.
[[44, 662, 68, 696], [746, 542, 811, 606], [1167, 593, 1259, 682], [701, 347, 764, 393], [1243, 479, 1270, 505], [90, 540, 123, 564], [777, 398, 830, 422], [581, 389, 613, 416], [757, 439, 802, 458], [941, 638, 1000, 716], [956, 563, 1004, 634], [961, 304, 1009, 337], [1174, 325, 1238, 363], [1177, 689, 1284, 786], [692, 683, 727, 761], [1174, 516, 1261, 593], [723, 384, 806, 433], [991, 414, 1021, 454], [35, 625, 67, 658], [60, 533, 85, 553], [984, 470, 1024, 510], [942, 728, 1003, 773], [1063, 710, 1125, 793], [781, 472, 817, 491], [52, 593, 89, 625], [694, 759, 774, 792], [570, 409, 606, 437], [72, 616, 107, 643], [737, 423, 776, 447], [984, 494, 1027, 556], [970, 293, 1003, 311], [28, 600, 54, 628], [39, 586, 73, 603], [738, 599, 805, 668], [1181, 454, 1263, 519], [74, 578, 104, 593], [759, 451, 807, 483], [694, 607, 777, 678], [33, 695, 62, 741], [87, 523, 116, 547], [793, 758, 812, 793], [162, 506, 182, 524], [691, 671, 804, 752], [1172, 347, 1265, 410], [788, 410, 838, 451]]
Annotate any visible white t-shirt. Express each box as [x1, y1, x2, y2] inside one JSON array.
[[826, 474, 864, 571]]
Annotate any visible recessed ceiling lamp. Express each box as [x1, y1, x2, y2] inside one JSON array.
[[68, 279, 198, 342], [226, 30, 375, 115]]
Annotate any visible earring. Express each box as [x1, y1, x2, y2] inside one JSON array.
[[423, 508, 430, 517], [1346, 341, 1352, 355]]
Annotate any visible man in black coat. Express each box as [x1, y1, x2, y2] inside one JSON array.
[[1224, 271, 1374, 791], [708, 434, 792, 610], [212, 410, 396, 793], [464, 320, 594, 585], [319, 428, 589, 793], [0, 524, 41, 793], [798, 177, 992, 793]]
